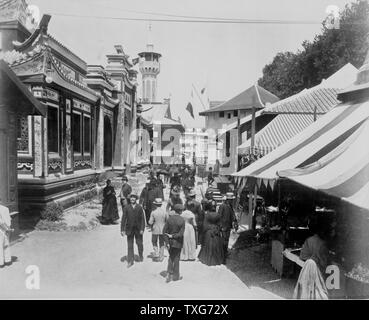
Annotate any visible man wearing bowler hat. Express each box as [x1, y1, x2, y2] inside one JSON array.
[[149, 198, 168, 262], [163, 204, 185, 282], [218, 192, 238, 263], [121, 194, 146, 268]]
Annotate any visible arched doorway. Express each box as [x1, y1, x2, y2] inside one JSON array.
[[103, 116, 113, 167]]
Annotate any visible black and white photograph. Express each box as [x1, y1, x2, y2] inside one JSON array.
[[0, 0, 369, 302]]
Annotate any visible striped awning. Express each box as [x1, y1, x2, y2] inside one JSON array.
[[238, 113, 320, 154], [233, 101, 369, 211]]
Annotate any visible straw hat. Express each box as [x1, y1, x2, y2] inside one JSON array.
[[226, 192, 236, 200], [153, 198, 163, 205]]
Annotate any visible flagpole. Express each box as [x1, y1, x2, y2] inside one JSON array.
[[192, 83, 207, 110]]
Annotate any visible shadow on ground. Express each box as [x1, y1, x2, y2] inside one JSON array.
[[120, 254, 144, 263], [226, 232, 296, 299]]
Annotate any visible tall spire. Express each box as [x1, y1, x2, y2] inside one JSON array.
[[138, 22, 161, 103], [147, 22, 153, 52]]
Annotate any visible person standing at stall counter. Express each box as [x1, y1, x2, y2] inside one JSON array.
[[218, 192, 238, 263], [163, 204, 185, 283], [293, 220, 331, 299]]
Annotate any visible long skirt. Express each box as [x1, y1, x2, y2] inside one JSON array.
[[181, 223, 197, 260], [198, 227, 224, 266], [0, 230, 11, 265], [102, 196, 119, 222]]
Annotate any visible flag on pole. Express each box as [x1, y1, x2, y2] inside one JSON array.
[[186, 102, 194, 118], [132, 57, 139, 65]]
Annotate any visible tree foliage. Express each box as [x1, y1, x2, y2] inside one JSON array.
[[258, 0, 369, 99]]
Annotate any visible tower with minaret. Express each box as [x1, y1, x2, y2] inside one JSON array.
[[138, 24, 161, 103]]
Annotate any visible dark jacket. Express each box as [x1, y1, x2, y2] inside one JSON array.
[[139, 185, 161, 209], [170, 176, 181, 188], [167, 196, 183, 212], [121, 204, 146, 235], [185, 199, 204, 229], [120, 183, 132, 199], [163, 214, 185, 249], [218, 202, 237, 231], [103, 186, 116, 204], [119, 183, 132, 206]]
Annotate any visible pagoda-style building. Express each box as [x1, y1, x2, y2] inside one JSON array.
[[105, 45, 138, 172], [3, 13, 99, 212], [0, 1, 138, 213]]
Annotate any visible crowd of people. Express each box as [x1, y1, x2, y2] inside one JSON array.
[[101, 166, 239, 283]]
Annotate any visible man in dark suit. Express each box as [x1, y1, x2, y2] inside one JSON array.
[[119, 175, 132, 211], [121, 194, 146, 268], [163, 204, 185, 283], [218, 192, 238, 264], [140, 178, 162, 225]]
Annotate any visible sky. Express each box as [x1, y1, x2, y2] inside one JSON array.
[[29, 0, 354, 128]]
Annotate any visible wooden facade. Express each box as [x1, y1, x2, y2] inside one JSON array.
[[1, 8, 138, 213], [0, 60, 46, 214]]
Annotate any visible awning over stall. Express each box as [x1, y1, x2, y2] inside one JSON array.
[[232, 54, 369, 212], [277, 113, 369, 211], [232, 101, 369, 205]]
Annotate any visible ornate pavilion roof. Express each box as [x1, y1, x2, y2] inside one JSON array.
[[12, 15, 87, 73], [4, 14, 98, 102], [0, 0, 28, 25]]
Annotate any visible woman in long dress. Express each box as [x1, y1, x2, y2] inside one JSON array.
[[102, 179, 119, 224], [180, 210, 197, 261], [198, 202, 225, 266]]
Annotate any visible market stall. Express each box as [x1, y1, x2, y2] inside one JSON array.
[[231, 51, 369, 298]]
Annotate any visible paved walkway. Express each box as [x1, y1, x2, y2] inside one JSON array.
[[0, 173, 281, 299]]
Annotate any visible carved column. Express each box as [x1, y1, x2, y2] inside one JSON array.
[[95, 104, 104, 171], [113, 103, 124, 170], [33, 115, 43, 177]]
